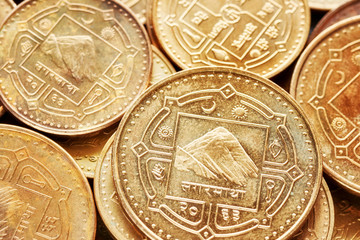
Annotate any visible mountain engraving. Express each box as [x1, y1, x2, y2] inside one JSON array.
[[40, 34, 98, 82], [175, 127, 259, 186]]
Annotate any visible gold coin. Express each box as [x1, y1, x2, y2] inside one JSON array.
[[113, 67, 322, 240], [150, 0, 310, 78], [94, 133, 147, 240], [150, 45, 176, 85], [290, 16, 360, 195], [331, 183, 360, 239], [0, 0, 15, 23], [0, 0, 151, 136], [0, 124, 96, 239], [291, 179, 334, 240], [308, 0, 351, 11], [56, 123, 117, 178], [118, 0, 147, 24], [0, 103, 5, 118]]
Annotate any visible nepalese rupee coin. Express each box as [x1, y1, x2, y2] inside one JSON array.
[[95, 134, 147, 240], [150, 0, 310, 78], [291, 179, 334, 240], [308, 0, 351, 11], [113, 67, 322, 240], [308, 0, 360, 43], [331, 184, 360, 239], [0, 0, 151, 136], [150, 45, 176, 85], [0, 124, 96, 239], [118, 0, 147, 24], [0, 0, 15, 24], [291, 16, 360, 195]]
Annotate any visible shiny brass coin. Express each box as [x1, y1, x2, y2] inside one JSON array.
[[113, 67, 322, 240], [94, 134, 147, 240], [291, 179, 334, 240], [150, 45, 176, 85], [0, 0, 151, 136], [150, 0, 310, 78], [0, 124, 96, 239], [331, 183, 360, 239], [118, 0, 147, 24], [291, 16, 360, 195], [308, 0, 360, 42], [308, 0, 351, 11], [0, 0, 15, 24]]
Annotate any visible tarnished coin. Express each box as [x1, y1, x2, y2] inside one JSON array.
[[0, 124, 96, 239], [291, 179, 334, 240], [56, 124, 117, 178], [150, 0, 310, 78], [308, 0, 351, 11], [118, 0, 147, 24], [291, 16, 360, 195], [0, 0, 151, 136], [94, 134, 146, 240], [309, 0, 360, 42], [150, 45, 176, 85], [331, 183, 360, 239], [0, 0, 15, 24], [113, 67, 322, 240]]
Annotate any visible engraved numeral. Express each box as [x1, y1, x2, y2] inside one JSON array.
[[51, 94, 64, 107]]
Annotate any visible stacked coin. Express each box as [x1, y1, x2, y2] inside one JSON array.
[[0, 0, 360, 239]]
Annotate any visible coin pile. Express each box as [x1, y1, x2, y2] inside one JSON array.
[[0, 0, 359, 239]]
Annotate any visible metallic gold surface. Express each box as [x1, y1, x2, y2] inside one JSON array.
[[113, 67, 322, 240], [331, 183, 360, 239], [0, 124, 96, 239], [150, 0, 310, 78], [291, 16, 360, 195], [0, 0, 152, 136], [308, 0, 360, 42], [94, 134, 147, 240], [0, 0, 15, 24], [308, 0, 351, 11], [0, 104, 5, 118], [150, 45, 176, 85], [118, 0, 147, 24], [292, 179, 334, 240]]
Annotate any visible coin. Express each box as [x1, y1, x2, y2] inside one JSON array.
[[150, 0, 310, 78], [291, 179, 334, 240], [0, 103, 5, 118], [113, 67, 322, 240], [118, 0, 147, 24], [309, 0, 360, 42], [331, 182, 360, 239], [291, 16, 360, 195], [150, 45, 176, 85], [94, 133, 147, 240], [0, 0, 152, 136], [56, 123, 117, 178], [308, 0, 351, 11], [0, 124, 96, 239], [0, 0, 15, 24]]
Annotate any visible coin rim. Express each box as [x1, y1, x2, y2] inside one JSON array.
[[113, 66, 322, 240], [0, 0, 153, 136], [308, 0, 350, 11], [290, 15, 360, 195]]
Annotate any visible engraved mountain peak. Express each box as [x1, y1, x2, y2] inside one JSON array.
[[175, 127, 259, 186]]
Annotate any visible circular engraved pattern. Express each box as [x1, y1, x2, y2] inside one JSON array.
[[118, 0, 147, 24], [150, 45, 176, 85], [291, 179, 334, 240], [291, 16, 360, 195], [308, 0, 351, 11], [0, 0, 15, 23], [231, 105, 248, 120], [150, 0, 310, 78], [0, 124, 96, 239], [0, 0, 151, 136], [114, 67, 322, 240], [94, 134, 147, 240]]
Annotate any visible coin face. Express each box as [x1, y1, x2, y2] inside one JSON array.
[[0, 0, 151, 136], [308, 0, 360, 42], [118, 0, 147, 24], [150, 45, 176, 85], [291, 16, 360, 195], [0, 124, 96, 239], [114, 67, 322, 240], [291, 179, 334, 240], [308, 0, 350, 11], [331, 183, 360, 239], [150, 0, 310, 78], [0, 0, 15, 24], [94, 134, 146, 240]]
